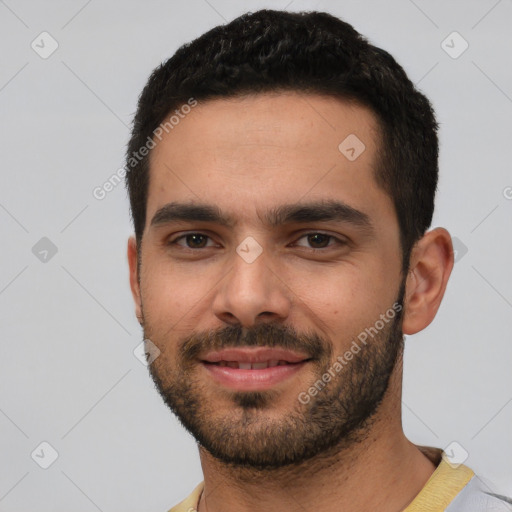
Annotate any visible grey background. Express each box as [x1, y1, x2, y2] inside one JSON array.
[[1, 0, 511, 510]]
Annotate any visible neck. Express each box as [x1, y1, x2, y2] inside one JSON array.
[[197, 360, 436, 512]]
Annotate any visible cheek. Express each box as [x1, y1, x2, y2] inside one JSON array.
[[284, 264, 365, 320], [140, 260, 206, 334], [284, 262, 397, 339], [139, 248, 400, 345]]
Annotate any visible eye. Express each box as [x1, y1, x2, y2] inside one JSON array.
[[294, 233, 346, 250], [168, 232, 347, 252], [169, 233, 217, 249]]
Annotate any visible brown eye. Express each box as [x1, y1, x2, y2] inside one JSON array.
[[306, 233, 332, 249], [294, 232, 345, 250], [170, 233, 214, 249], [185, 234, 208, 248]]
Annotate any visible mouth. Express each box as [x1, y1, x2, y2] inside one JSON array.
[[205, 359, 298, 369], [199, 347, 312, 391]]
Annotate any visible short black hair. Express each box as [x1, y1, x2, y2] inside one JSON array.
[[125, 9, 439, 272]]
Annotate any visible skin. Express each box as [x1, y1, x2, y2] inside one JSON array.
[[127, 92, 454, 512]]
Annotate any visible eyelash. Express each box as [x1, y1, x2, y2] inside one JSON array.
[[168, 232, 347, 252]]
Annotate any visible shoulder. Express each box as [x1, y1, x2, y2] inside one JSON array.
[[446, 476, 512, 512], [409, 445, 511, 512], [166, 482, 204, 512]]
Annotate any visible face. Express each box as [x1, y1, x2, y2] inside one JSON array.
[[130, 92, 406, 469]]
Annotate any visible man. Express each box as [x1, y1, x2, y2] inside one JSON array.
[[125, 9, 511, 512]]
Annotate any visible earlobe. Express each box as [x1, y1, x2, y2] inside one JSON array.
[[402, 228, 454, 335], [127, 236, 143, 322]]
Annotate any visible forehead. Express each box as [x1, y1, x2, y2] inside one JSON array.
[[146, 92, 393, 229]]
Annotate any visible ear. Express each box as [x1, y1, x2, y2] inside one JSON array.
[[402, 228, 454, 335], [127, 236, 143, 324]]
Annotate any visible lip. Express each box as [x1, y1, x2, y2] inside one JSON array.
[[201, 347, 310, 364], [201, 361, 309, 391], [199, 347, 312, 391]]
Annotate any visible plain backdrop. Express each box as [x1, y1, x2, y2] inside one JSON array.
[[1, 0, 511, 510]]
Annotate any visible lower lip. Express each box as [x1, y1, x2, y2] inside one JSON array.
[[201, 362, 308, 391]]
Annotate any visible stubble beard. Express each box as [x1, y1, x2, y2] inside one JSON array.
[[143, 282, 405, 471]]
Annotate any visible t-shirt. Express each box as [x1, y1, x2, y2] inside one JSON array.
[[167, 445, 512, 512]]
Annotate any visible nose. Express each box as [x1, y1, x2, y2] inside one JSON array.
[[212, 247, 292, 328]]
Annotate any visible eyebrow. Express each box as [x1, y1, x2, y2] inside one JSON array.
[[150, 199, 374, 234]]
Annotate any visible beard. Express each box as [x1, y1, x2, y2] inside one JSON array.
[[142, 278, 406, 471]]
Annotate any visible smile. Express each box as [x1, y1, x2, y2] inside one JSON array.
[[199, 347, 311, 390], [205, 360, 294, 369]]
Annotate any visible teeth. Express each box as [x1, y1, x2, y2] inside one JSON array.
[[252, 362, 269, 370], [214, 360, 291, 369]]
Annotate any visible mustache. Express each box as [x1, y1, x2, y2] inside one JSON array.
[[179, 323, 331, 363]]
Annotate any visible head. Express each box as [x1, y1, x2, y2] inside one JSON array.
[[126, 10, 453, 469]]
